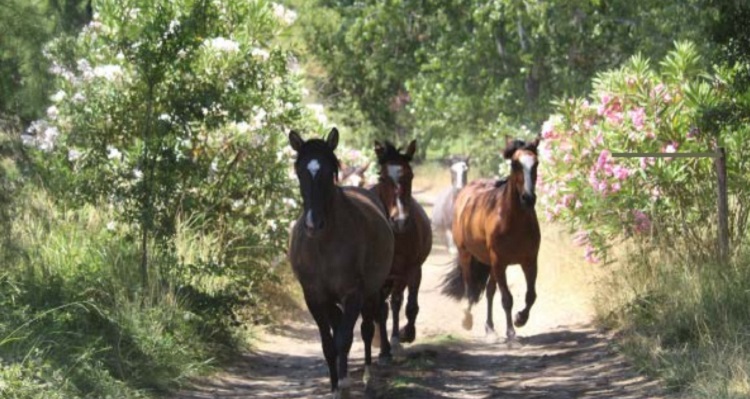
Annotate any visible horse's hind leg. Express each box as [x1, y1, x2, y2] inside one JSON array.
[[484, 275, 499, 343], [514, 260, 538, 327], [360, 297, 378, 388], [390, 280, 407, 353], [400, 267, 422, 343]]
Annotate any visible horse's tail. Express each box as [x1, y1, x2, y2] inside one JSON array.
[[440, 256, 491, 304]]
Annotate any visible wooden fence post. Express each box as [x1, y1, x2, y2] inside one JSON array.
[[715, 147, 730, 262]]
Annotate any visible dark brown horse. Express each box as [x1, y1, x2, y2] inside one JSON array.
[[371, 140, 432, 351], [441, 138, 541, 342], [287, 128, 394, 398]]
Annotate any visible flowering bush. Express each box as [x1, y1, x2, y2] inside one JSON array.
[[22, 0, 319, 286], [539, 42, 750, 263]]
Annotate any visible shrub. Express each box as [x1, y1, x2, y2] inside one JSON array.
[[539, 41, 750, 263]]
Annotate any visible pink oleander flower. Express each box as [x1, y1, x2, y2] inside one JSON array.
[[592, 132, 605, 147], [574, 200, 582, 209], [588, 169, 599, 188], [597, 181, 608, 194], [541, 119, 557, 139], [573, 230, 589, 246], [596, 149, 611, 169], [561, 194, 575, 207], [612, 165, 631, 181], [563, 153, 573, 163], [662, 142, 678, 153], [610, 182, 622, 192], [584, 245, 600, 263], [597, 93, 612, 115], [629, 107, 646, 130], [633, 209, 651, 234]]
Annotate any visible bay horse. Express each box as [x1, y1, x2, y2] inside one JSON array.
[[371, 140, 432, 351], [287, 128, 394, 398], [440, 138, 541, 341], [432, 156, 470, 254]]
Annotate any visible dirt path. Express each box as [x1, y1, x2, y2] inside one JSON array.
[[173, 185, 673, 399]]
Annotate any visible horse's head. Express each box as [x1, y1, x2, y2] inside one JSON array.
[[374, 139, 416, 232], [449, 156, 470, 190], [503, 138, 540, 208], [289, 128, 341, 233], [339, 162, 371, 188]]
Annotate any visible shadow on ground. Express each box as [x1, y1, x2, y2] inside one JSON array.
[[174, 325, 668, 399]]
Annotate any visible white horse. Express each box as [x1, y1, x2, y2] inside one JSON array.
[[431, 157, 469, 254]]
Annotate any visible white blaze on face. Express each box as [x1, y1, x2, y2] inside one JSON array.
[[305, 159, 321, 229], [519, 154, 536, 194], [305, 210, 314, 229], [307, 159, 321, 178], [386, 165, 406, 222], [450, 161, 468, 189]]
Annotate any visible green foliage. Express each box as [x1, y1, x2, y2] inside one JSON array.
[[294, 0, 719, 169], [22, 0, 317, 290], [0, 187, 216, 398], [539, 42, 750, 263], [0, 0, 91, 123], [598, 247, 750, 398]]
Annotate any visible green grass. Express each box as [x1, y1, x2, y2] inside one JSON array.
[[597, 246, 750, 398], [0, 189, 240, 398]]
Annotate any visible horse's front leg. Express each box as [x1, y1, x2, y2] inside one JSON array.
[[484, 275, 499, 343], [493, 264, 516, 340], [515, 258, 538, 327], [303, 292, 338, 393], [389, 280, 406, 353], [400, 267, 422, 343], [376, 287, 392, 364], [445, 228, 457, 254], [458, 250, 474, 330], [334, 292, 363, 399]]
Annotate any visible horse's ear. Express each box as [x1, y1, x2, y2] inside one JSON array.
[[289, 130, 304, 152], [374, 140, 386, 163], [502, 138, 517, 160], [405, 139, 417, 161], [326, 128, 339, 150]]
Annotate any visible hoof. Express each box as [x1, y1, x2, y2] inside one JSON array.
[[462, 310, 473, 331], [514, 311, 528, 327], [391, 336, 403, 356], [399, 325, 416, 343], [363, 365, 372, 386], [505, 327, 517, 343], [378, 352, 392, 366], [485, 324, 499, 344]]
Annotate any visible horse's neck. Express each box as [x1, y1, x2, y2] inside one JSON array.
[[501, 175, 524, 212]]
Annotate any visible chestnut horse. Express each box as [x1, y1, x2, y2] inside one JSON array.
[[339, 161, 371, 188], [441, 138, 541, 341], [371, 140, 432, 351], [287, 128, 394, 398], [432, 156, 470, 254]]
